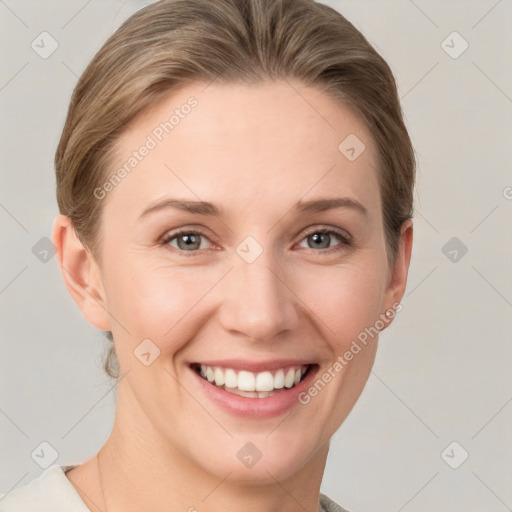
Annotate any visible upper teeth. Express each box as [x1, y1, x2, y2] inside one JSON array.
[[199, 364, 307, 392]]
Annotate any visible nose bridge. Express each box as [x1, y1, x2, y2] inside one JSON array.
[[219, 240, 299, 341]]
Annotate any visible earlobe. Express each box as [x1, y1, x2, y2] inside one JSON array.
[[382, 219, 414, 326], [52, 215, 111, 331]]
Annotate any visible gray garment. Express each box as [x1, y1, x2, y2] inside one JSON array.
[[319, 492, 351, 512], [0, 465, 351, 512]]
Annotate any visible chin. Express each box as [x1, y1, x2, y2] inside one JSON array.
[[196, 432, 323, 486], [215, 455, 309, 486]]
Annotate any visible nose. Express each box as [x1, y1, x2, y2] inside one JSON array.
[[218, 247, 300, 342]]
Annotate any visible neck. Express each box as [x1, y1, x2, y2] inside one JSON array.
[[96, 384, 328, 512]]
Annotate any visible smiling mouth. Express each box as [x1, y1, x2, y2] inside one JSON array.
[[191, 363, 314, 398]]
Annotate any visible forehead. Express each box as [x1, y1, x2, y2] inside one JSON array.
[[105, 80, 381, 221]]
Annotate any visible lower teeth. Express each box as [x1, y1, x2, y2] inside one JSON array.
[[221, 385, 279, 398]]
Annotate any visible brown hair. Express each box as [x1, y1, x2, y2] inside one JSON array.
[[55, 0, 416, 380]]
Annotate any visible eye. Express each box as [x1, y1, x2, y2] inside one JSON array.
[[161, 227, 351, 256], [296, 228, 351, 253], [162, 230, 212, 253]]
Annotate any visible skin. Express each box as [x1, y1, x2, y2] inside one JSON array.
[[53, 80, 413, 512]]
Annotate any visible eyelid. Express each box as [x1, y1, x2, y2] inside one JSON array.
[[160, 228, 216, 254], [293, 226, 352, 254], [299, 225, 352, 243]]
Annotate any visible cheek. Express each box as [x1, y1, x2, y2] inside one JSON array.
[[295, 259, 385, 347], [102, 247, 387, 370], [101, 257, 223, 360]]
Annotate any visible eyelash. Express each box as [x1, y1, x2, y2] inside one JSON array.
[[160, 227, 352, 257]]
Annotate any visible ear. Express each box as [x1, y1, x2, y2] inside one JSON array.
[[52, 215, 111, 331], [381, 219, 413, 327]]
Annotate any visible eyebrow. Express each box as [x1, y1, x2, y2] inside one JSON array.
[[140, 196, 368, 219]]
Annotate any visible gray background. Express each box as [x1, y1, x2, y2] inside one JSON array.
[[1, 1, 511, 510]]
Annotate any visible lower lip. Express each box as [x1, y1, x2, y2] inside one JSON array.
[[190, 365, 319, 419]]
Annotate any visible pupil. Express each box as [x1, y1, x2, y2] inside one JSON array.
[[179, 234, 199, 250], [309, 233, 329, 249], [176, 233, 332, 251]]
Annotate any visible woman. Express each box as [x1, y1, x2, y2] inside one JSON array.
[[0, 0, 414, 510]]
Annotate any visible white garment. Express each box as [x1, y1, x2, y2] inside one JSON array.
[[0, 465, 350, 512], [0, 465, 88, 511]]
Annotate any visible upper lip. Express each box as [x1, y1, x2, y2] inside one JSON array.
[[191, 359, 315, 372]]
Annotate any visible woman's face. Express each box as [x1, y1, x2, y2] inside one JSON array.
[[85, 80, 411, 483]]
